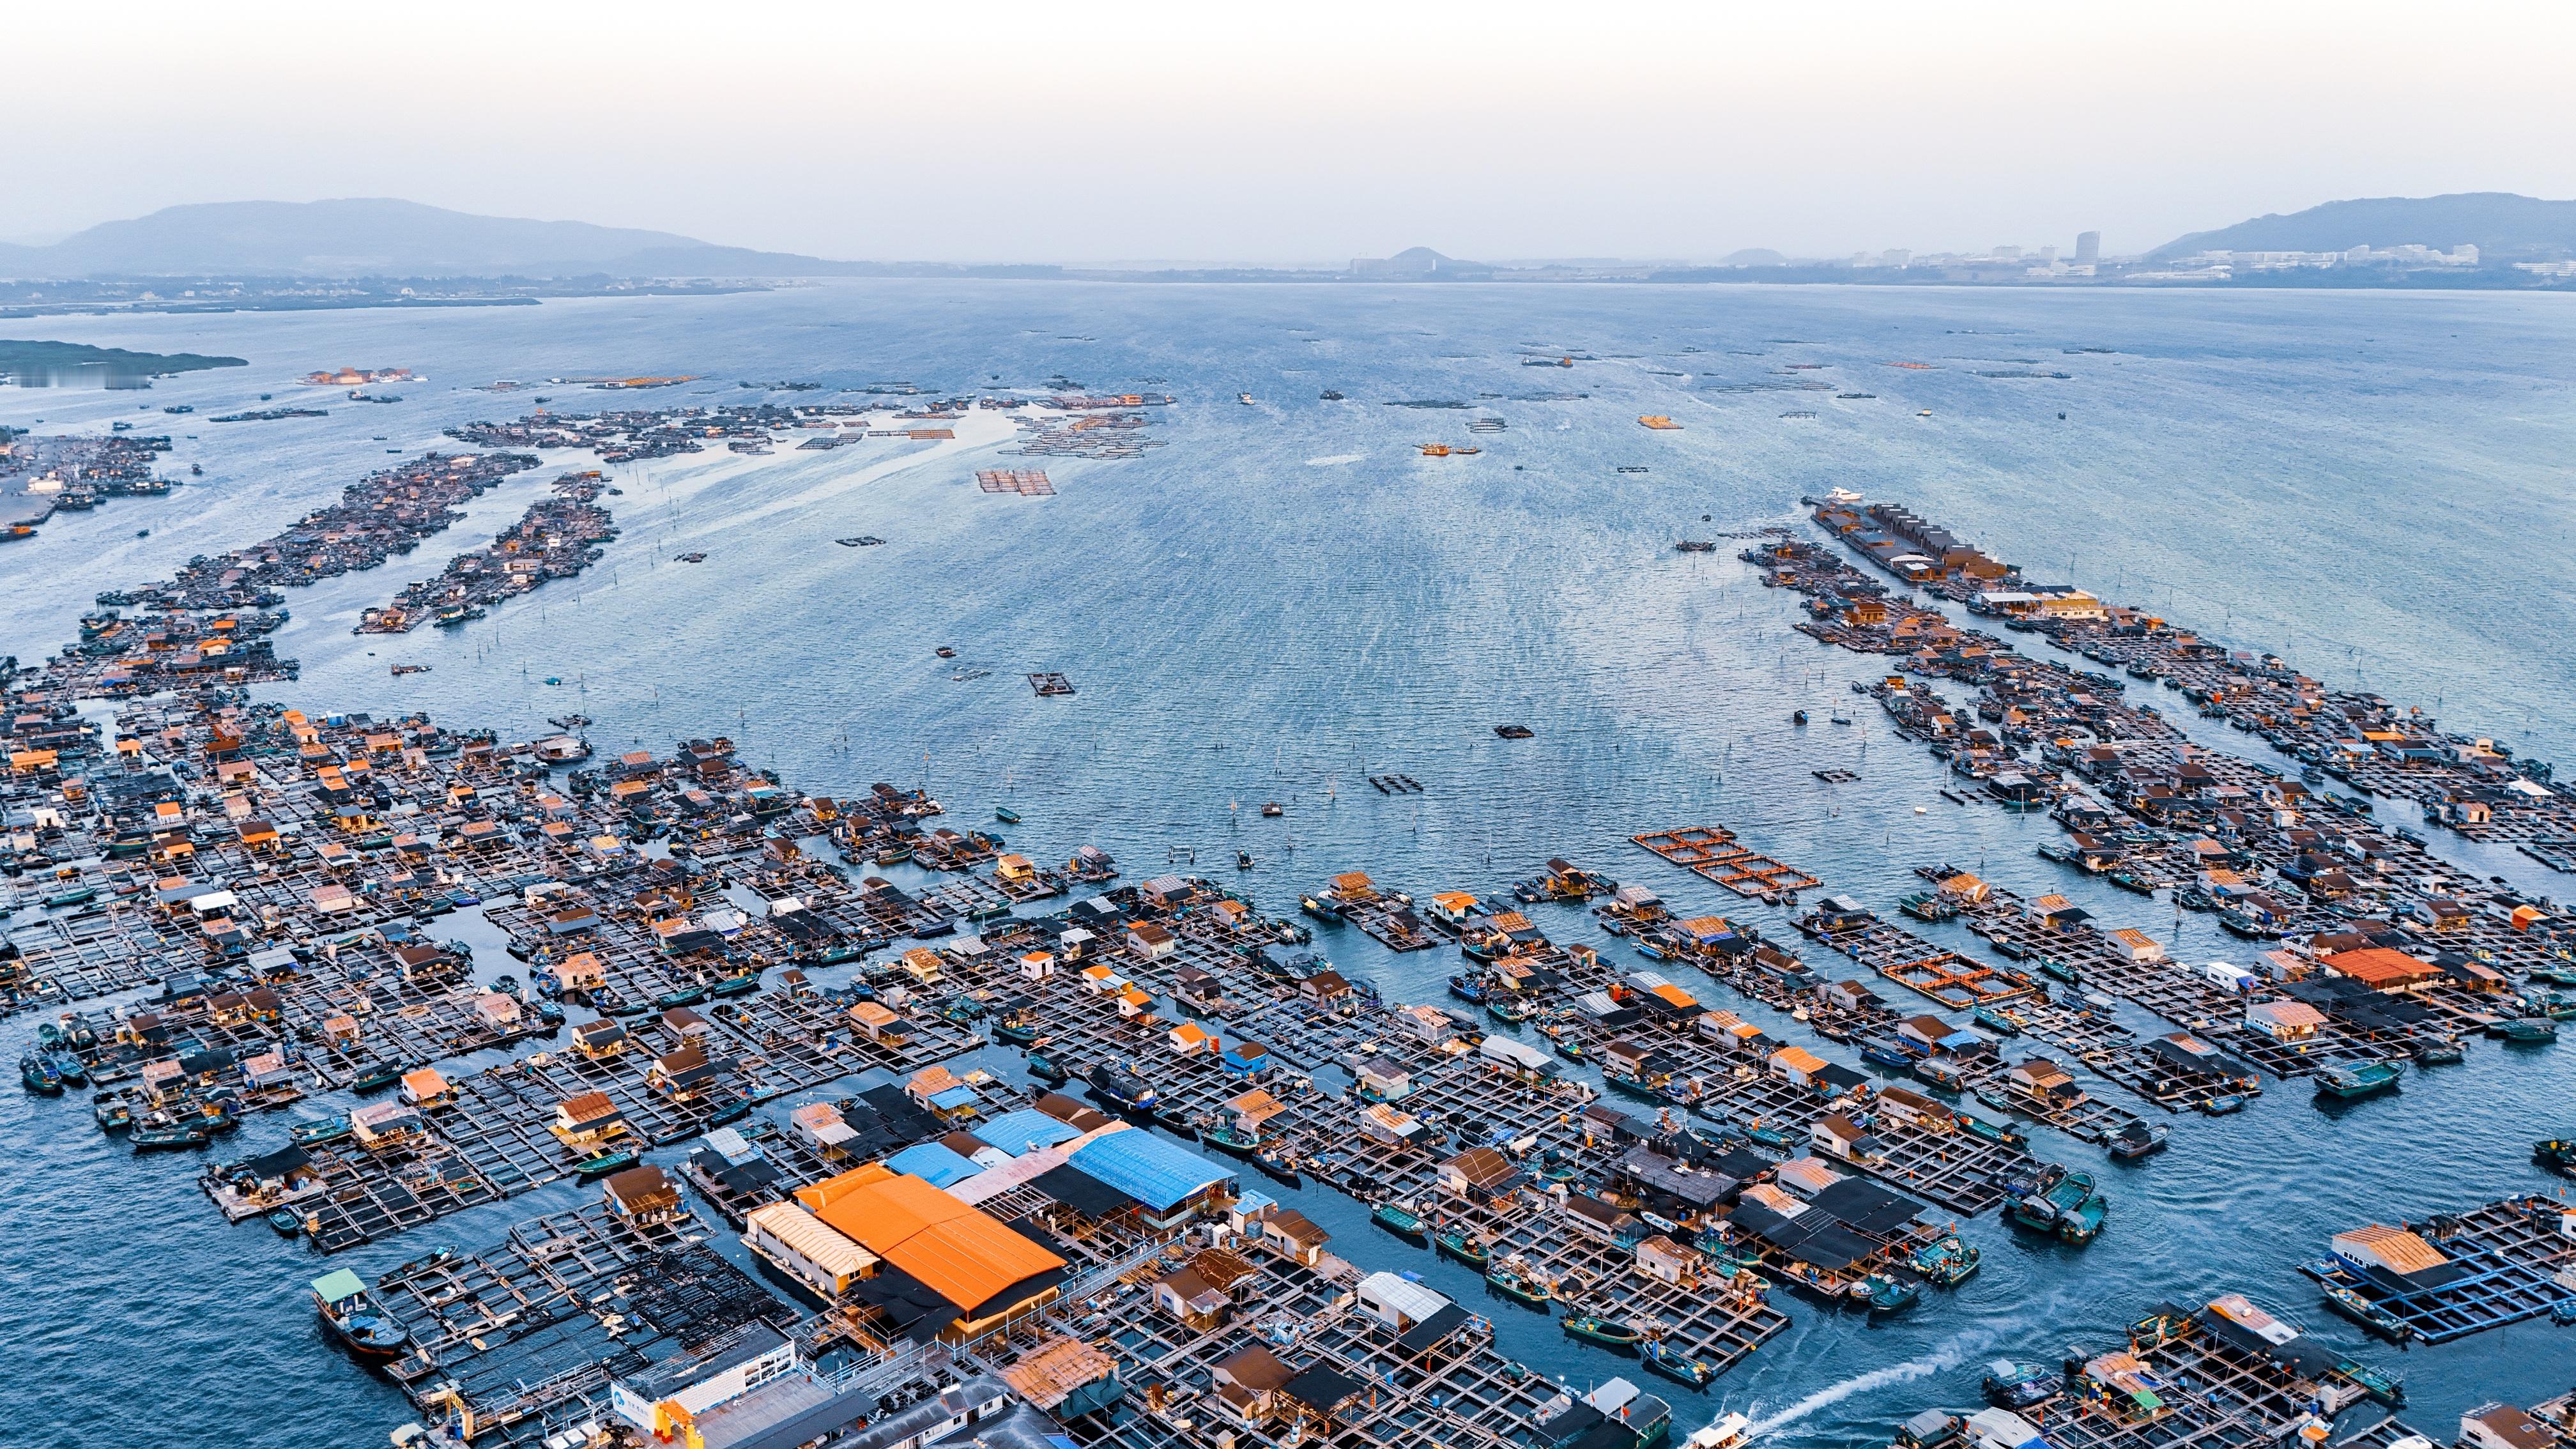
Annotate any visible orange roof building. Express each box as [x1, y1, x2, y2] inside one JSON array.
[[796, 1165, 1066, 1333], [2319, 947, 2440, 993]]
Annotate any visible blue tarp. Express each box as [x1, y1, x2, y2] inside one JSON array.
[[1068, 1128, 1236, 1211], [972, 1108, 1082, 1157], [884, 1140, 981, 1189]]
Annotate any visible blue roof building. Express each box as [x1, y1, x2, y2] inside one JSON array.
[[1068, 1129, 1236, 1219], [884, 1140, 981, 1189], [973, 1108, 1083, 1157]]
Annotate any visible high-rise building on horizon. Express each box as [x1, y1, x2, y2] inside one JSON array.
[[2074, 230, 2101, 266]]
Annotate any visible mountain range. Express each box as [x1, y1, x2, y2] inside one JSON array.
[[0, 199, 872, 279], [2147, 192, 2576, 260], [4, 193, 2572, 280]]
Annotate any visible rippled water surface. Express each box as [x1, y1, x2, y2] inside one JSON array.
[[4, 282, 2575, 1448]]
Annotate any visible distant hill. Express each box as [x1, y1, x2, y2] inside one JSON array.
[[0, 199, 876, 279], [0, 339, 246, 385], [2151, 192, 2576, 261], [1349, 246, 1492, 277]]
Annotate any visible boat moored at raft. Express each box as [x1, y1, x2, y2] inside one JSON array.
[[312, 1269, 411, 1360]]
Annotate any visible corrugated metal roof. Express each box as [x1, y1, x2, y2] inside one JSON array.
[[804, 1168, 1064, 1314], [1358, 1270, 1452, 1325], [972, 1108, 1083, 1157], [1068, 1126, 1235, 1211], [747, 1201, 879, 1279], [887, 1141, 982, 1188]]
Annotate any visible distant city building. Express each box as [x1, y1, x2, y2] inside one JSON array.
[[2074, 231, 2101, 266], [1880, 248, 1910, 267], [2175, 243, 2480, 273], [2037, 245, 2058, 263]]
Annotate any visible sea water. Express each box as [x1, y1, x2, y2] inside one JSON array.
[[3, 280, 2573, 1448]]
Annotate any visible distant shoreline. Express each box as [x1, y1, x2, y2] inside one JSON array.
[[3, 267, 2570, 324]]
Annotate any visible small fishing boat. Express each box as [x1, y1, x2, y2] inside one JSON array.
[[312, 1269, 411, 1360], [1746, 1123, 1795, 1150], [1791, 710, 1808, 725], [2107, 1119, 2169, 1159], [290, 1115, 353, 1147], [1562, 1314, 1644, 1347], [131, 1123, 211, 1150], [994, 806, 1022, 825], [705, 1097, 753, 1128], [2314, 1061, 2404, 1100], [2057, 1192, 2108, 1245], [1370, 1200, 1429, 1239], [1485, 995, 1531, 1025], [1857, 1273, 1920, 1312], [1485, 1263, 1554, 1307], [35, 1023, 64, 1050], [2200, 1091, 2248, 1115], [1434, 1229, 1491, 1268], [2534, 1138, 2576, 1174], [1199, 1124, 1261, 1156], [1912, 1057, 1968, 1092], [1236, 850, 1255, 870], [2316, 1281, 2411, 1340], [1448, 974, 1491, 1006], [1254, 1146, 1303, 1186], [93, 1093, 135, 1131], [1641, 1338, 1719, 1388], [1982, 1361, 2064, 1410], [268, 1209, 305, 1237], [992, 1020, 1039, 1046], [47, 1051, 88, 1087], [2497, 1017, 2558, 1045], [1907, 1234, 1981, 1286], [349, 1062, 407, 1094], [656, 984, 711, 1009], [1860, 1042, 1913, 1071], [43, 885, 99, 909], [1025, 1052, 1069, 1084], [1972, 1006, 2022, 1037], [1684, 1412, 1753, 1449], [1087, 1062, 1159, 1113], [1958, 1108, 2020, 1144], [20, 1054, 65, 1094], [573, 1149, 641, 1179], [2411, 1036, 2465, 1066], [2007, 1167, 2096, 1236], [710, 972, 762, 999]]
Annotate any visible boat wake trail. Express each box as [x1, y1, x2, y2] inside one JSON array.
[[1744, 1328, 1998, 1438]]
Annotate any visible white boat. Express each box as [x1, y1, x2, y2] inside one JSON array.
[[1688, 1413, 1754, 1449]]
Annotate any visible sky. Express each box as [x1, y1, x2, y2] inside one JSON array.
[[15, 0, 2576, 266]]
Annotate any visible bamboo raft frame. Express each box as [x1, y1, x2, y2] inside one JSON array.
[[1631, 826, 1821, 898]]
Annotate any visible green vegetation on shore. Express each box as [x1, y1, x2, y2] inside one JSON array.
[[0, 339, 248, 383]]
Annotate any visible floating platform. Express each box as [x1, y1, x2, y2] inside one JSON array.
[[1632, 826, 1820, 898]]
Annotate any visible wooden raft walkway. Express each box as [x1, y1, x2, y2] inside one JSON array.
[[1632, 825, 1821, 898]]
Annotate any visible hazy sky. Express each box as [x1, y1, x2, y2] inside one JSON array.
[[18, 1, 2576, 264]]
